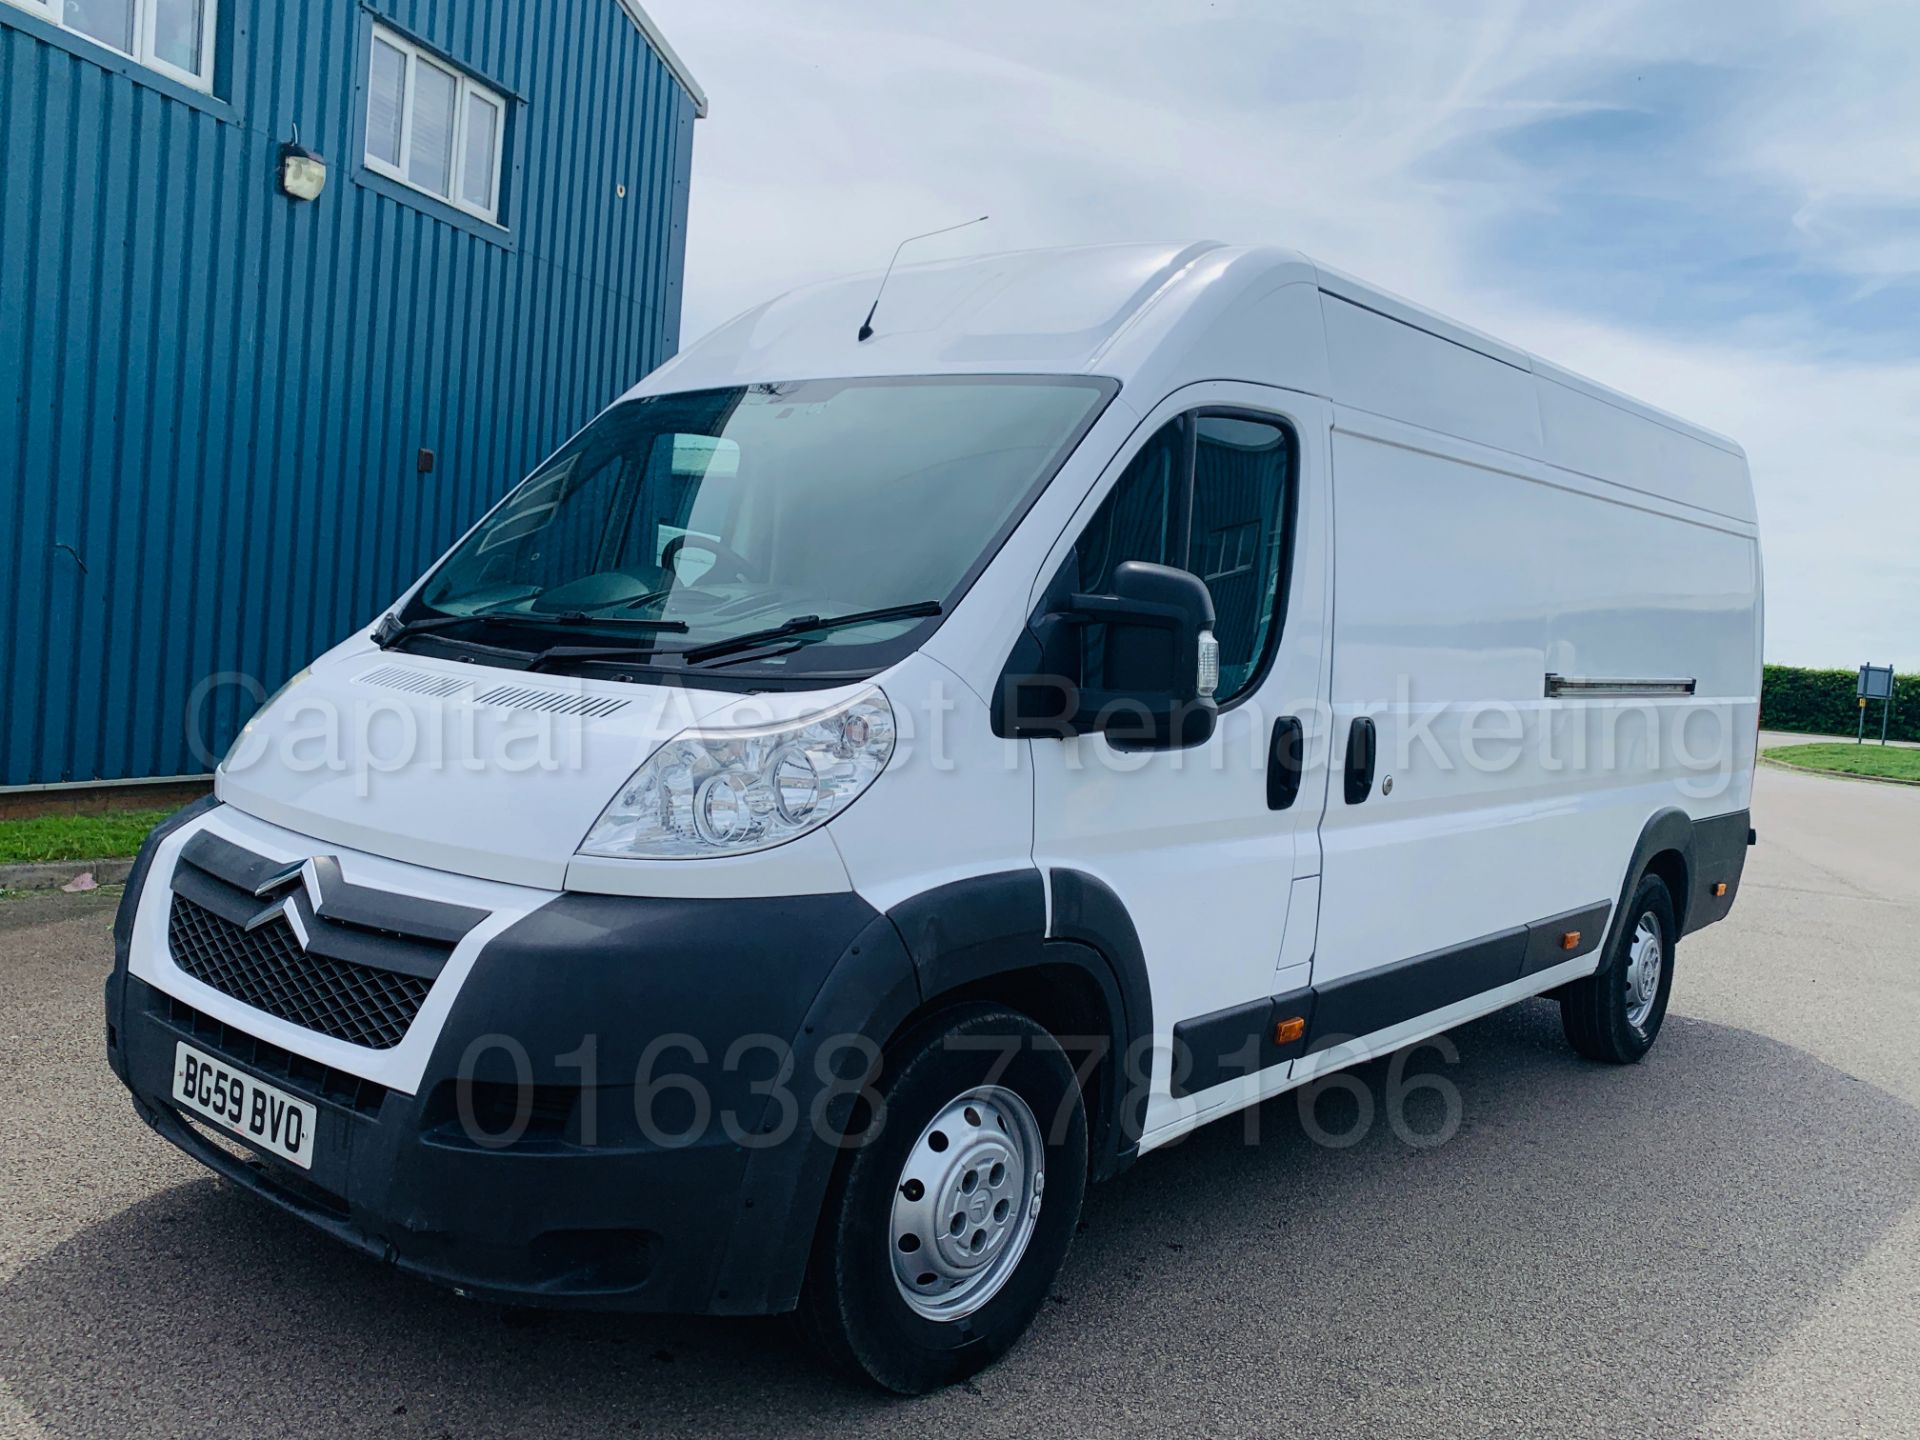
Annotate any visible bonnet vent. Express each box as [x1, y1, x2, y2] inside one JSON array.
[[471, 685, 630, 718], [354, 665, 473, 698], [353, 666, 630, 717]]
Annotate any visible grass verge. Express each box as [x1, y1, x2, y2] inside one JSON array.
[[1765, 743, 1920, 784], [0, 810, 169, 866]]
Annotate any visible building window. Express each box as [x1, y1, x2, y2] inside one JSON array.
[[364, 22, 504, 225], [2, 0, 218, 91]]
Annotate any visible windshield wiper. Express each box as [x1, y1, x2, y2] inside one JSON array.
[[374, 612, 485, 648], [678, 600, 942, 666], [374, 609, 688, 651], [523, 639, 696, 673]]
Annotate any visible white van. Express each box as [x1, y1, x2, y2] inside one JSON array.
[[107, 242, 1760, 1392]]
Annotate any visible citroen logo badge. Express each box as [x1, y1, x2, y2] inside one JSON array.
[[251, 861, 307, 900], [244, 859, 315, 947]]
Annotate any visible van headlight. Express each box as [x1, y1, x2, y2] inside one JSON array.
[[578, 689, 896, 859]]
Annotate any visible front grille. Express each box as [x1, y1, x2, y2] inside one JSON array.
[[168, 895, 430, 1050], [150, 985, 391, 1116]]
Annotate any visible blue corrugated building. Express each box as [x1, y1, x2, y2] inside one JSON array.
[[0, 0, 704, 789]]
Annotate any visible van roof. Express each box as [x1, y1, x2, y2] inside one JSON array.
[[642, 241, 1246, 391], [635, 242, 1750, 511]]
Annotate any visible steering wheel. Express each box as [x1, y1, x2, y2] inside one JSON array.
[[662, 534, 760, 585]]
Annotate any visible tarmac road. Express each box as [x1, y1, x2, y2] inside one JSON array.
[[2, 763, 1917, 1438]]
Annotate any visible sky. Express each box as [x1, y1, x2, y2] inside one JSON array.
[[645, 0, 1920, 667]]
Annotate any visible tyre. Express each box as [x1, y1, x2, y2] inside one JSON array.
[[797, 1004, 1088, 1393], [1560, 873, 1677, 1063]]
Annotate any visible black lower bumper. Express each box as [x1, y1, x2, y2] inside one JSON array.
[[106, 811, 923, 1315], [115, 974, 765, 1309]]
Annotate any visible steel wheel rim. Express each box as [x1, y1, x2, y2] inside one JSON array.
[[888, 1084, 1045, 1321], [1624, 912, 1663, 1030]]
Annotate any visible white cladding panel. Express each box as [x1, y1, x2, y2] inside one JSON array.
[[1327, 426, 1760, 706], [1320, 295, 1545, 457], [1534, 367, 1755, 523], [1317, 417, 1760, 973]]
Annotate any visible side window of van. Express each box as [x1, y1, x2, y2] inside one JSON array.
[[1190, 415, 1293, 697], [1072, 412, 1294, 702]]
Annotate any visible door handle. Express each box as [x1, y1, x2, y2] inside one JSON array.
[[1343, 716, 1376, 804], [1267, 715, 1304, 811]]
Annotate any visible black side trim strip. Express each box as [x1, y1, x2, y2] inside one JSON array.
[[1169, 986, 1314, 1099], [1309, 927, 1527, 1045], [1520, 902, 1612, 977], [1165, 904, 1612, 1100], [1171, 998, 1266, 1100]]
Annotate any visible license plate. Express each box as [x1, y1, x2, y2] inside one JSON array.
[[171, 1042, 318, 1170]]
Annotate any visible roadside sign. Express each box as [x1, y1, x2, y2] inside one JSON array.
[[1859, 665, 1894, 700], [1857, 664, 1896, 743]]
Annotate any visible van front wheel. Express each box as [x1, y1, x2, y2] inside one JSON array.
[[1560, 873, 1677, 1063], [797, 1005, 1088, 1393]]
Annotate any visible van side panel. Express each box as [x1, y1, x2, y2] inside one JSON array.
[[1320, 296, 1544, 457], [1534, 364, 1755, 523], [1312, 411, 1760, 992]]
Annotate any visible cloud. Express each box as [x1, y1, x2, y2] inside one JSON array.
[[646, 0, 1920, 664]]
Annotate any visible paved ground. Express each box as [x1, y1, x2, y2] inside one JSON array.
[[2, 767, 1917, 1438]]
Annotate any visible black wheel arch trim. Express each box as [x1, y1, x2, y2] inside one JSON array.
[[1609, 805, 1751, 951], [709, 910, 923, 1315], [887, 869, 1048, 988], [1614, 808, 1696, 947], [723, 866, 1153, 1310], [1046, 867, 1154, 1171], [879, 868, 1151, 1183]]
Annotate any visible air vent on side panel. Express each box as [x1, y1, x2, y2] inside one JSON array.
[[355, 664, 474, 699], [472, 685, 630, 718]]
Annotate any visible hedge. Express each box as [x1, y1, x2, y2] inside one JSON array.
[[1761, 665, 1918, 742]]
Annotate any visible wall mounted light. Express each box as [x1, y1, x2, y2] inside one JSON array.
[[279, 126, 327, 202]]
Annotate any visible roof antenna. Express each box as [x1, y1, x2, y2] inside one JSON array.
[[857, 215, 989, 342]]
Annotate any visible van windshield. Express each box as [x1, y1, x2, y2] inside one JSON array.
[[404, 375, 1116, 679]]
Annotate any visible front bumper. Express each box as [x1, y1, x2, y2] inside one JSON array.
[[105, 803, 921, 1314]]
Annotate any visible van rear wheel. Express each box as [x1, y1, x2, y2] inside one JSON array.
[[797, 1004, 1088, 1393], [1560, 873, 1677, 1063]]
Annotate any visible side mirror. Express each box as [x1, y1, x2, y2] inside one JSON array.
[[995, 561, 1220, 749]]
